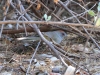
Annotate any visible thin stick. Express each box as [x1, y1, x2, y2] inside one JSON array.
[[0, 20, 97, 28], [26, 40, 41, 75]]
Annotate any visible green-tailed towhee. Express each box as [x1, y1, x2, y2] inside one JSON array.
[[17, 30, 67, 44]]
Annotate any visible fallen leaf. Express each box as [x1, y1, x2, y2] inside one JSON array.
[[54, 0, 59, 4], [36, 3, 41, 10]]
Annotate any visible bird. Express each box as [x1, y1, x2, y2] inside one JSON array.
[[17, 30, 67, 44]]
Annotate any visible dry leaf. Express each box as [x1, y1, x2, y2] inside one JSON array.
[[36, 3, 41, 10], [54, 0, 59, 4], [3, 7, 6, 11], [64, 66, 75, 75], [71, 44, 90, 53]]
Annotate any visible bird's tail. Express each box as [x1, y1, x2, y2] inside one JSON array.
[[17, 36, 41, 41]]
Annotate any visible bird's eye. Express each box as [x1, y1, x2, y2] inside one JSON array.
[[61, 32, 65, 36]]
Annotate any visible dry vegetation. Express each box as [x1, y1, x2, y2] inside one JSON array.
[[0, 0, 100, 75]]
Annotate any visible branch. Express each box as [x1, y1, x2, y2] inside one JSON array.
[[0, 20, 97, 27]]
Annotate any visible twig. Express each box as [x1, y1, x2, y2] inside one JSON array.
[[0, 0, 11, 38], [26, 40, 41, 75], [61, 54, 90, 75], [54, 45, 85, 59], [0, 20, 97, 27], [54, 45, 89, 74], [59, 1, 100, 50]]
